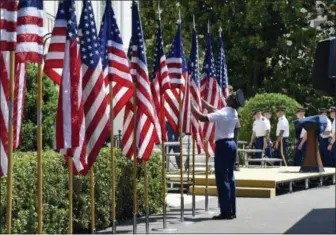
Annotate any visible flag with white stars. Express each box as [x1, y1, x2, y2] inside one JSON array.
[[164, 15, 188, 134], [121, 1, 158, 161], [201, 32, 221, 156], [188, 27, 204, 154], [98, 0, 134, 120], [150, 17, 170, 143], [215, 33, 229, 107]]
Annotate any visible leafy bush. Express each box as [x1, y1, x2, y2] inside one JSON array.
[[0, 149, 163, 234], [237, 93, 302, 160]]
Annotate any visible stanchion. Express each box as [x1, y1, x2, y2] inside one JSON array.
[[90, 168, 96, 233], [109, 82, 117, 234], [132, 85, 138, 234], [178, 89, 184, 222], [205, 143, 209, 212], [5, 51, 15, 234], [192, 138, 196, 217], [37, 63, 43, 233], [144, 161, 149, 234], [68, 159, 73, 234]]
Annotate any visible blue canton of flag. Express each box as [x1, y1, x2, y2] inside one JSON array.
[[215, 34, 229, 98], [202, 33, 216, 79]]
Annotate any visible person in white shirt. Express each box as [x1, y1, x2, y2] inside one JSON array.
[[263, 110, 272, 158], [192, 89, 245, 220], [294, 108, 307, 166], [273, 106, 290, 166], [248, 110, 269, 162], [327, 107, 335, 167], [318, 108, 333, 167]]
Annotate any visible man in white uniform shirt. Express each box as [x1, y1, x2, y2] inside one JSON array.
[[318, 108, 332, 167], [328, 107, 336, 166], [294, 108, 307, 166], [263, 110, 272, 158], [273, 106, 290, 166], [192, 90, 245, 220], [248, 110, 269, 162]]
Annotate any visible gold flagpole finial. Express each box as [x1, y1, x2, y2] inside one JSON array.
[[158, 0, 162, 20], [207, 20, 210, 34], [219, 26, 222, 36], [193, 15, 196, 29]]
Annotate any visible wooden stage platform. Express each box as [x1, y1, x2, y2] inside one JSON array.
[[166, 166, 336, 198]]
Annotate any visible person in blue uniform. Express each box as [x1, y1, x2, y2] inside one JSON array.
[[318, 108, 332, 167], [248, 110, 269, 164], [263, 110, 272, 158], [294, 108, 307, 166], [328, 107, 336, 166], [192, 89, 245, 220], [273, 106, 290, 166]]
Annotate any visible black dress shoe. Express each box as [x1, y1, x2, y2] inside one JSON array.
[[212, 214, 236, 220]]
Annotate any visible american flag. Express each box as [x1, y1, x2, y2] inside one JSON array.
[[150, 17, 170, 143], [121, 1, 157, 161], [164, 18, 188, 133], [181, 74, 191, 135], [99, 0, 134, 119], [200, 32, 221, 156], [68, 0, 111, 175], [215, 32, 229, 108], [0, 1, 27, 176], [16, 0, 44, 63], [188, 27, 204, 154]]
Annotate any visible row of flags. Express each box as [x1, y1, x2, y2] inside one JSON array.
[[0, 0, 230, 177]]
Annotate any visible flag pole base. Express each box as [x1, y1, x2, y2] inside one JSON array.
[[112, 220, 116, 234], [145, 207, 149, 234], [133, 214, 137, 234], [192, 194, 196, 217]]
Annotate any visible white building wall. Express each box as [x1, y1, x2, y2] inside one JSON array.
[[43, 1, 131, 134]]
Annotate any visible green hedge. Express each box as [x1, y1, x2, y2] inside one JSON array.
[[238, 93, 302, 160], [0, 148, 163, 234]]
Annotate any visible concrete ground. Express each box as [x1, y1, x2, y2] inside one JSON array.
[[100, 185, 336, 234]]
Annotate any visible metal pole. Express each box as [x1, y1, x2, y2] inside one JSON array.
[[192, 138, 196, 217], [179, 89, 184, 222], [144, 161, 149, 234], [37, 63, 43, 233], [162, 142, 167, 228], [5, 51, 15, 234], [68, 159, 73, 234], [109, 82, 117, 234], [205, 143, 209, 212], [187, 136, 190, 188], [90, 168, 96, 233], [132, 85, 138, 234]]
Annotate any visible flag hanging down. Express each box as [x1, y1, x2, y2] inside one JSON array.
[[181, 73, 191, 135], [200, 32, 221, 156], [215, 32, 229, 108], [16, 0, 44, 63], [188, 27, 204, 154], [164, 18, 188, 133], [150, 17, 170, 143], [44, 0, 68, 84], [66, 0, 111, 175], [121, 1, 158, 161], [0, 0, 17, 51], [98, 0, 134, 119]]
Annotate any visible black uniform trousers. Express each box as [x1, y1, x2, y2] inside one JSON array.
[[214, 138, 236, 217]]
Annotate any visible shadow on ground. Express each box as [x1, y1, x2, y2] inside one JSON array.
[[285, 208, 336, 234]]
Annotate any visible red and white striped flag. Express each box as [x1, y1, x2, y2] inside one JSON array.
[[121, 1, 157, 161], [0, 0, 17, 51], [200, 32, 221, 156], [16, 0, 44, 63], [164, 19, 188, 134]]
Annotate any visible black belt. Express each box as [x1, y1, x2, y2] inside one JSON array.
[[215, 138, 234, 144], [256, 136, 265, 138]]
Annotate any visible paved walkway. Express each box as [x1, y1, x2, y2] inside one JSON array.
[[100, 185, 336, 234]]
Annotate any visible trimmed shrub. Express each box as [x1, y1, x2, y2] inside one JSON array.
[[237, 93, 302, 160], [0, 148, 163, 234]]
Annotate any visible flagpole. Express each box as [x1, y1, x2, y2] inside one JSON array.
[[68, 159, 73, 234], [132, 83, 138, 234], [90, 168, 96, 233], [37, 62, 44, 233], [179, 88, 184, 222], [144, 160, 149, 234], [109, 82, 117, 234], [205, 21, 210, 213], [5, 50, 15, 234], [192, 137, 196, 217]]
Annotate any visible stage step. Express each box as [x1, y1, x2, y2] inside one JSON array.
[[190, 185, 276, 198]]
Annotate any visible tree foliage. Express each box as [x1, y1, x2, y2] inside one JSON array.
[[139, 0, 335, 109]]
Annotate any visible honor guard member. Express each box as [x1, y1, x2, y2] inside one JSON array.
[[192, 89, 245, 220], [328, 107, 336, 166], [263, 110, 272, 158], [319, 108, 332, 167], [294, 108, 307, 166], [248, 110, 269, 162], [273, 106, 290, 166]]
